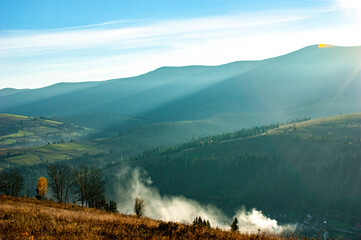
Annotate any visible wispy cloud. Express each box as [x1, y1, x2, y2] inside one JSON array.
[[0, 4, 358, 89], [0, 12, 309, 56]]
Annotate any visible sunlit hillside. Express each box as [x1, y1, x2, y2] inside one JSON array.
[[0, 114, 93, 149], [0, 195, 298, 240]]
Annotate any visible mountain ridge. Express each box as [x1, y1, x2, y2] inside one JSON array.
[[2, 45, 361, 132], [2, 44, 360, 92]]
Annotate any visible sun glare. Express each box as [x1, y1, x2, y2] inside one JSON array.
[[318, 44, 334, 48], [337, 0, 361, 18], [337, 0, 361, 9]]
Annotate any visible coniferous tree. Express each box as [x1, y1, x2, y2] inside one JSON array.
[[105, 200, 118, 212], [192, 216, 211, 228], [231, 218, 239, 231]]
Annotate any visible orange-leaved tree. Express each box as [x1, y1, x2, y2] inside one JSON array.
[[36, 177, 47, 200]]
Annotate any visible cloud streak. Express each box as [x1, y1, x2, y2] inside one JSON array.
[[0, 12, 310, 56]]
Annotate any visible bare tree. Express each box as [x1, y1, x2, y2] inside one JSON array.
[[0, 171, 10, 195], [72, 165, 105, 208], [0, 169, 24, 196], [72, 165, 88, 206], [46, 162, 72, 202], [134, 197, 145, 217], [86, 166, 105, 208], [64, 168, 73, 203]]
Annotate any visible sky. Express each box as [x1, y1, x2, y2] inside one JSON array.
[[1, 0, 361, 89]]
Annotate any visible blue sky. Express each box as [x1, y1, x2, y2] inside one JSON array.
[[0, 0, 328, 29], [1, 0, 361, 89]]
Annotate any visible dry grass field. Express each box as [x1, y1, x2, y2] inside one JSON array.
[[0, 195, 302, 240]]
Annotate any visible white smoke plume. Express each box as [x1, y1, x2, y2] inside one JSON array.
[[113, 168, 296, 234], [235, 208, 296, 234]]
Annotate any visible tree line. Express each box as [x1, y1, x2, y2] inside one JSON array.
[[0, 169, 24, 196], [1, 163, 245, 232], [45, 162, 118, 211], [132, 123, 281, 161], [0, 163, 117, 212]]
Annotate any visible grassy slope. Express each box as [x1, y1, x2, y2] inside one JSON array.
[[267, 113, 361, 137], [125, 112, 361, 167], [178, 113, 361, 166], [0, 142, 103, 168], [49, 112, 149, 133], [0, 113, 93, 149], [0, 112, 276, 169], [0, 195, 295, 240]]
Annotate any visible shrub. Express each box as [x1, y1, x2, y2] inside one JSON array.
[[134, 197, 145, 217]]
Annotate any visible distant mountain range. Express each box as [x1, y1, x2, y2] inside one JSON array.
[[1, 45, 361, 128]]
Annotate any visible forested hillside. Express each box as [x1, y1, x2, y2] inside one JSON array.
[[105, 113, 361, 225]]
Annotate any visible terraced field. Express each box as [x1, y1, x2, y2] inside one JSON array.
[[0, 114, 93, 149]]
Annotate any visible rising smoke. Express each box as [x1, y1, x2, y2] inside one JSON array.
[[113, 168, 296, 234]]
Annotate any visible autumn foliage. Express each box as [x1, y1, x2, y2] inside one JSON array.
[[36, 177, 47, 200]]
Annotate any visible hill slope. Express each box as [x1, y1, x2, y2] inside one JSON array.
[[105, 113, 361, 226], [0, 195, 292, 240], [0, 114, 93, 149], [2, 113, 360, 238], [1, 45, 361, 126], [0, 112, 280, 169]]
